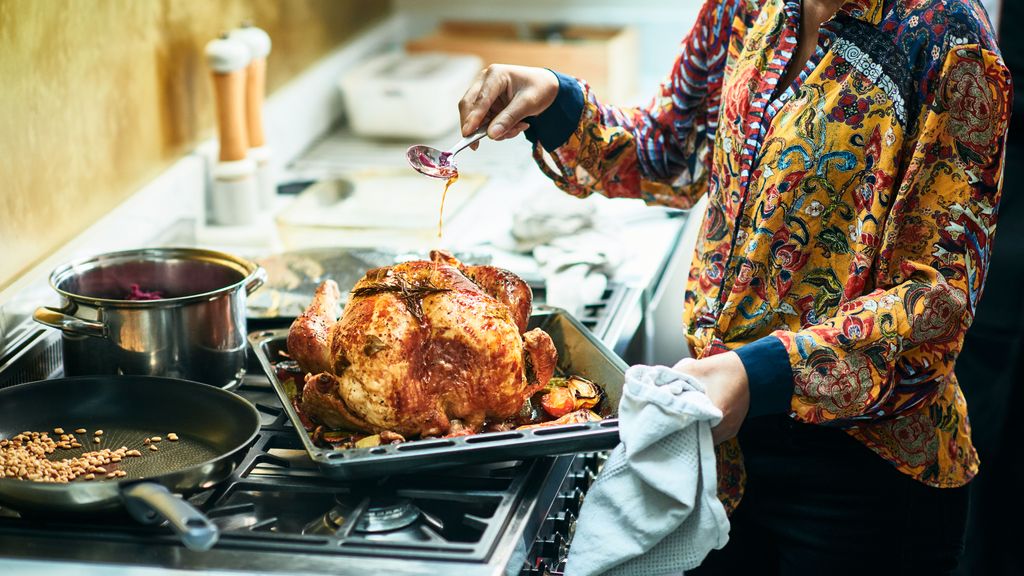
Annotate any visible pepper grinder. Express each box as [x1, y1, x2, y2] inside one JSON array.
[[204, 34, 258, 226], [230, 23, 274, 211]]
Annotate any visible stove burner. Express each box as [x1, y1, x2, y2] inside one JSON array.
[[355, 498, 422, 534], [301, 494, 357, 536]]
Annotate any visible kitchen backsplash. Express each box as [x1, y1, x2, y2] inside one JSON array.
[[0, 0, 388, 291]]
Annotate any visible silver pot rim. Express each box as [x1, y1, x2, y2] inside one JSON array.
[[49, 247, 263, 309]]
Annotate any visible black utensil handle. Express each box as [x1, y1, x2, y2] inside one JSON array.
[[121, 483, 219, 551]]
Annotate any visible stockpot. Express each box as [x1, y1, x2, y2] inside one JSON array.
[[33, 248, 266, 389]]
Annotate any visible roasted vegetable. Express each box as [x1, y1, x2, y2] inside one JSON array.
[[517, 392, 543, 425], [310, 425, 325, 445], [566, 376, 603, 411], [322, 430, 354, 444], [517, 409, 601, 430], [540, 386, 576, 418], [355, 434, 382, 448], [539, 376, 604, 418]]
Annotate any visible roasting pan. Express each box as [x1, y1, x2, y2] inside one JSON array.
[[248, 307, 627, 479]]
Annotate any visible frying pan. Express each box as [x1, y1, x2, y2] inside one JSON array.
[[0, 376, 260, 550]]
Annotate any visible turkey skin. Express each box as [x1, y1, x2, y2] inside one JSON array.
[[287, 251, 557, 438]]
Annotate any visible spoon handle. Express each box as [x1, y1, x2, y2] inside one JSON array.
[[446, 127, 489, 156]]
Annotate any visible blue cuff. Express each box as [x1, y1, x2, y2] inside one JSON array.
[[524, 70, 585, 152], [734, 336, 794, 418]]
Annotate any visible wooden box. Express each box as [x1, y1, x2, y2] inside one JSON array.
[[406, 21, 639, 104]]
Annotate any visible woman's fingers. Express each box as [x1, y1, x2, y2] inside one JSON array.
[[487, 91, 541, 139], [496, 121, 531, 141], [458, 64, 559, 141], [459, 66, 504, 136], [472, 120, 527, 147], [458, 84, 484, 135]]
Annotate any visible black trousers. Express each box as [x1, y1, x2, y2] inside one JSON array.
[[689, 416, 969, 576]]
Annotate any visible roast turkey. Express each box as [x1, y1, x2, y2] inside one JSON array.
[[287, 251, 557, 438]]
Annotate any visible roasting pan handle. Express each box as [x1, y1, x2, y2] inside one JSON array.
[[33, 306, 105, 338], [122, 482, 219, 551]]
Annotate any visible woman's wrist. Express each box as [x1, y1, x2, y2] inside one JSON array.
[[676, 352, 750, 444], [690, 352, 749, 390], [539, 69, 561, 111]]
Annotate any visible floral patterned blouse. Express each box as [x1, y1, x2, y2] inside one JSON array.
[[525, 0, 1011, 512]]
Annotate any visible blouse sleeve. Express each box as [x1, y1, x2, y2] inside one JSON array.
[[525, 0, 747, 209]]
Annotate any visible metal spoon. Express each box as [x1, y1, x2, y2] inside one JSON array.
[[406, 128, 488, 179]]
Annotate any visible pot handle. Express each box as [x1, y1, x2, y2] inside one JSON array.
[[33, 306, 105, 338], [122, 482, 219, 551], [245, 266, 267, 295]]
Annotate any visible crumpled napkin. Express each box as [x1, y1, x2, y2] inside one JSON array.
[[510, 194, 622, 317], [564, 365, 730, 576]]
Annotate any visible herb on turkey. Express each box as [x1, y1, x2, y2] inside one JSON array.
[[350, 278, 450, 323]]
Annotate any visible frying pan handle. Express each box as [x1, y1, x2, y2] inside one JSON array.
[[245, 266, 267, 295], [33, 306, 105, 337], [122, 483, 219, 551]]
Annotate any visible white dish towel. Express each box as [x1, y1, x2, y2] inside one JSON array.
[[565, 365, 731, 576]]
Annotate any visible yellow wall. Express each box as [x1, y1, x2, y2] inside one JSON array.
[[0, 0, 388, 290]]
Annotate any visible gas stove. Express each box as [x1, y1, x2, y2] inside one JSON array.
[[0, 308, 615, 575]]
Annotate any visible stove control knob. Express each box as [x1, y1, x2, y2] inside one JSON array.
[[541, 532, 566, 563], [572, 468, 597, 491], [519, 561, 549, 576], [553, 511, 577, 543], [562, 487, 585, 516]]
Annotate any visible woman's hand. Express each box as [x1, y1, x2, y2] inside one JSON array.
[[673, 352, 750, 445], [458, 64, 560, 147]]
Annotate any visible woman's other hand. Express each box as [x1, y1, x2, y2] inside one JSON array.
[[458, 64, 560, 148], [673, 352, 750, 445]]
